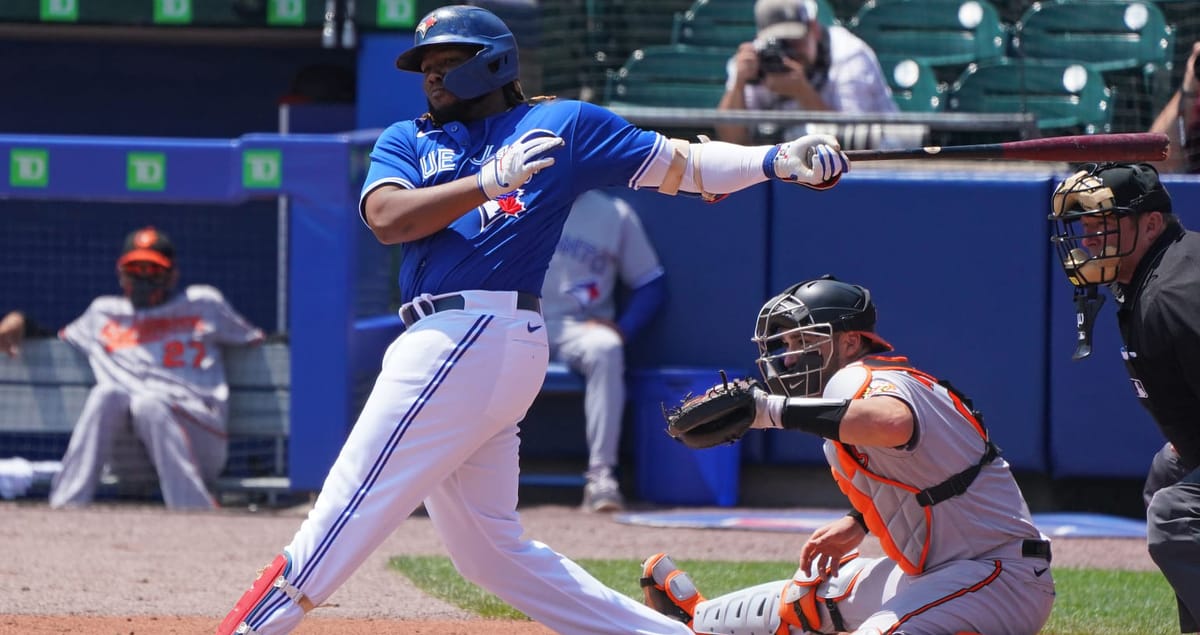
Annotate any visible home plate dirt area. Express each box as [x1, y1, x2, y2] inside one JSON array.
[[1, 502, 1153, 634]]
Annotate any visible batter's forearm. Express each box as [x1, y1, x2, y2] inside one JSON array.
[[363, 178, 488, 244], [636, 139, 772, 194]]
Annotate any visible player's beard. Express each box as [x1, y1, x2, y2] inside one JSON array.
[[428, 94, 486, 125]]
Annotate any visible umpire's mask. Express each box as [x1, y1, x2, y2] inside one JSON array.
[[1049, 162, 1171, 287]]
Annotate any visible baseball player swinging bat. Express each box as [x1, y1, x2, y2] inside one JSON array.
[[840, 132, 1169, 163]]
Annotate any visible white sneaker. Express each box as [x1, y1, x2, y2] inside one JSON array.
[[582, 474, 624, 513]]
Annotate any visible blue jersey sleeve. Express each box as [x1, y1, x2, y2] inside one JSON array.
[[360, 122, 422, 215], [566, 102, 666, 193]]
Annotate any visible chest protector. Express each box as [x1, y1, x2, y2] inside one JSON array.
[[827, 356, 996, 575]]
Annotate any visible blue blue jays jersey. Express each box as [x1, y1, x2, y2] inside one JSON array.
[[360, 100, 666, 304]]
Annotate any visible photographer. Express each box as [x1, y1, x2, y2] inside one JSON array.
[[716, 0, 897, 146]]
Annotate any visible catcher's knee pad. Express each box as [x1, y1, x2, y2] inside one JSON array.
[[216, 552, 314, 635], [640, 552, 705, 626]]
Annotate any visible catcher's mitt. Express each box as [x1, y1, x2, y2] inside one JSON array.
[[663, 371, 760, 449]]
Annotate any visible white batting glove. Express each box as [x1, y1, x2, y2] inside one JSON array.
[[772, 134, 849, 191], [478, 134, 565, 199], [750, 385, 785, 429]]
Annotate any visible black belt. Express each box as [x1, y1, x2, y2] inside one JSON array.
[[1022, 539, 1052, 562], [399, 291, 541, 327]]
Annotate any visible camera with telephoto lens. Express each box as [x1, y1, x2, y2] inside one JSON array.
[[752, 38, 791, 81]]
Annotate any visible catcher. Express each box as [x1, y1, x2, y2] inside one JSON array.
[[644, 276, 1055, 635]]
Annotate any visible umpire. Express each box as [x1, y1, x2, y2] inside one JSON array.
[[1049, 162, 1200, 632]]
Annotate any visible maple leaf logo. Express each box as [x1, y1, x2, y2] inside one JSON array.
[[495, 191, 525, 215], [416, 16, 437, 39]]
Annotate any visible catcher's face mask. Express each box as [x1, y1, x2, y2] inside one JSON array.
[[753, 292, 833, 398]]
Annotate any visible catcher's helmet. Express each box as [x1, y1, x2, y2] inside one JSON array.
[[1049, 162, 1171, 286], [753, 276, 892, 397], [394, 5, 519, 100]]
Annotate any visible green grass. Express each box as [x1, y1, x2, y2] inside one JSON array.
[[390, 555, 1177, 633]]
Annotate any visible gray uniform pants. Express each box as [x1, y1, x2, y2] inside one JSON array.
[[1144, 442, 1200, 633], [549, 321, 625, 477], [49, 384, 227, 510]]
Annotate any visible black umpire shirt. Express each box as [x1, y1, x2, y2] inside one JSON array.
[[1115, 222, 1200, 470]]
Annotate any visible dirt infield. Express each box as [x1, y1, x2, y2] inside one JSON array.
[[0, 500, 1155, 634]]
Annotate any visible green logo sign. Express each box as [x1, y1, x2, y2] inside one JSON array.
[[10, 149, 49, 188], [40, 0, 78, 22], [127, 152, 167, 191], [268, 0, 305, 26], [154, 0, 193, 24], [377, 0, 416, 28], [243, 150, 282, 188]]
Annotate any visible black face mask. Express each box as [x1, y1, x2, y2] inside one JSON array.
[[127, 276, 172, 308]]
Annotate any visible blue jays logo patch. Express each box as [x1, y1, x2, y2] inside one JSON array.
[[478, 188, 528, 231], [568, 281, 601, 308], [416, 15, 437, 39]]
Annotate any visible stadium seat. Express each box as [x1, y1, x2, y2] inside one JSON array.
[[1011, 0, 1175, 130], [946, 57, 1114, 133], [673, 0, 838, 50], [848, 0, 1007, 83], [603, 44, 731, 108], [1012, 0, 1174, 74], [877, 55, 946, 111]]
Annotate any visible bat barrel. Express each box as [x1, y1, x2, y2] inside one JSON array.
[[843, 133, 1169, 163]]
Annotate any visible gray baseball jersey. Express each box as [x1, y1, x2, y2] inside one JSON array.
[[814, 359, 1053, 633], [540, 189, 664, 327], [51, 285, 263, 509]]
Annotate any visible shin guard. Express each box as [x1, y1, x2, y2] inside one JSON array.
[[216, 553, 313, 635], [640, 552, 705, 626]]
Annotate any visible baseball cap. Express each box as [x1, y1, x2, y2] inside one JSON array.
[[1092, 163, 1172, 215], [756, 0, 812, 41], [118, 226, 175, 269], [1055, 162, 1172, 218]]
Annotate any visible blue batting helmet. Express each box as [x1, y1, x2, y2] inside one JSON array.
[[394, 5, 519, 100]]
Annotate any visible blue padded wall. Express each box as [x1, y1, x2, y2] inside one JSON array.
[[765, 174, 1054, 471], [611, 186, 769, 372], [1047, 176, 1200, 477]]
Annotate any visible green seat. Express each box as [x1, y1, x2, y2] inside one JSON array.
[[603, 44, 731, 108], [1012, 0, 1174, 130], [848, 0, 1006, 81], [673, 0, 838, 50], [947, 57, 1114, 133], [877, 55, 946, 111], [1012, 0, 1174, 74]]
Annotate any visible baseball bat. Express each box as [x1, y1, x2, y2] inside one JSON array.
[[841, 132, 1168, 163]]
